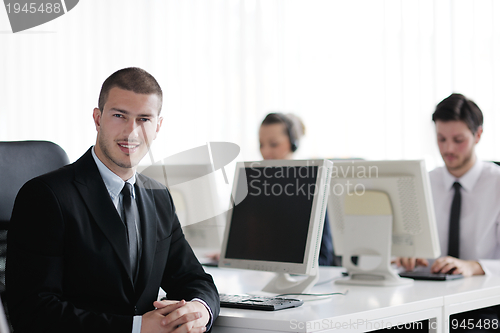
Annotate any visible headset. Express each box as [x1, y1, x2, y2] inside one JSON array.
[[273, 113, 298, 152]]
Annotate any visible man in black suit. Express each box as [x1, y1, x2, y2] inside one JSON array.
[[6, 67, 219, 333]]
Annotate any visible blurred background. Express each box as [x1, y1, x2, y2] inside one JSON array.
[[1, 0, 500, 170]]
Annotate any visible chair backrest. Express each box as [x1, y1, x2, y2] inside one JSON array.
[[0, 141, 69, 225], [0, 141, 69, 287]]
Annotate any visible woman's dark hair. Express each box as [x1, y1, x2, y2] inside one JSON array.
[[432, 93, 483, 134]]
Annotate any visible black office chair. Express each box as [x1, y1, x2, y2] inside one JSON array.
[[0, 141, 69, 297]]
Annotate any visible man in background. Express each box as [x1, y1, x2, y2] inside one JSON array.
[[399, 93, 500, 276], [397, 93, 500, 332]]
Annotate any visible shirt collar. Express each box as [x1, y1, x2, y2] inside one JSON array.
[[91, 147, 136, 199], [442, 158, 483, 192]]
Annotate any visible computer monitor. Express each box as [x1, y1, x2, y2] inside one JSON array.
[[219, 159, 333, 294], [138, 163, 228, 252], [328, 160, 441, 286], [138, 142, 241, 253]]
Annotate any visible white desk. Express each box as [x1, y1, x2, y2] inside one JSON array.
[[207, 267, 500, 333], [442, 276, 500, 332]]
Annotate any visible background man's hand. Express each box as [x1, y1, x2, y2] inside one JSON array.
[[141, 300, 208, 333], [393, 257, 429, 271], [431, 256, 485, 277]]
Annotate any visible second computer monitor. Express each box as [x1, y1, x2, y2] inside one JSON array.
[[328, 160, 441, 286]]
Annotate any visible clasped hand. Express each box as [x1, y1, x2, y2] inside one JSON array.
[[394, 256, 485, 277], [141, 299, 209, 333]]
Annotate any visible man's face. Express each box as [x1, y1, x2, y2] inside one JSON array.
[[435, 120, 481, 172], [93, 87, 162, 178]]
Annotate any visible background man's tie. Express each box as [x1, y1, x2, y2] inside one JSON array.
[[447, 181, 462, 258]]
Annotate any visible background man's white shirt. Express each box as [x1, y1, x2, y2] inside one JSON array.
[[429, 160, 500, 275]]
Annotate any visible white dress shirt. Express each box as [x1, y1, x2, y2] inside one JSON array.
[[429, 159, 500, 275]]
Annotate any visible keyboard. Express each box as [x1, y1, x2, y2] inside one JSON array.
[[399, 271, 464, 281], [219, 293, 304, 311]]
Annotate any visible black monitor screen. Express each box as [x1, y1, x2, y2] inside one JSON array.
[[224, 165, 318, 263]]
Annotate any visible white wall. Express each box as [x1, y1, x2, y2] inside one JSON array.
[[1, 0, 500, 170]]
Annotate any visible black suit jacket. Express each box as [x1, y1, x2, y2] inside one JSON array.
[[6, 148, 220, 332]]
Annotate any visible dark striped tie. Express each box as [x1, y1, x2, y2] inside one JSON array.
[[121, 183, 139, 280]]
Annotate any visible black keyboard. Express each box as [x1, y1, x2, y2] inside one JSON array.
[[219, 293, 304, 311], [399, 271, 464, 281]]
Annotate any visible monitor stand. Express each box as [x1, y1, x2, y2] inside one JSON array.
[[335, 191, 413, 287], [262, 271, 319, 294]]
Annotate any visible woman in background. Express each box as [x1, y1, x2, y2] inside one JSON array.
[[259, 112, 339, 266]]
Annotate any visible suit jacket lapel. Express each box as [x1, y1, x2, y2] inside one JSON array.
[[134, 174, 158, 297], [73, 149, 133, 283]]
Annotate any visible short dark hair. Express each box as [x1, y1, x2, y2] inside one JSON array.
[[98, 67, 163, 114], [432, 93, 483, 133]]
